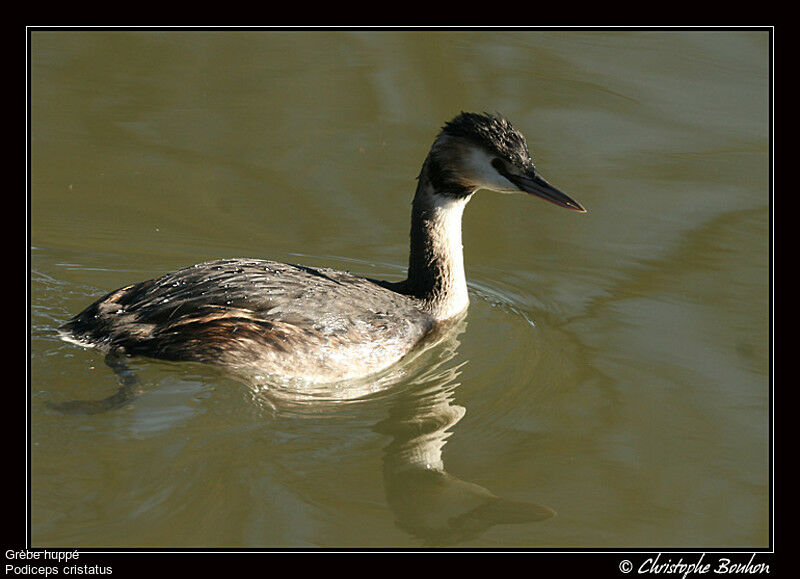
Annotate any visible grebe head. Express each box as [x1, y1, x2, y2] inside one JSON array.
[[420, 111, 586, 212]]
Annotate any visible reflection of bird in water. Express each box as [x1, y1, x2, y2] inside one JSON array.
[[54, 112, 584, 413], [375, 320, 555, 546]]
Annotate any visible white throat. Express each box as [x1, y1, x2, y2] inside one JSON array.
[[406, 185, 472, 320], [426, 193, 469, 317]]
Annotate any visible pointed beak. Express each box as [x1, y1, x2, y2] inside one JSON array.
[[511, 171, 586, 212]]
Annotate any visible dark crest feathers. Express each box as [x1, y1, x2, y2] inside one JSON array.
[[440, 111, 533, 168]]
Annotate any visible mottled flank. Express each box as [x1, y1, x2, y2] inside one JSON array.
[[61, 259, 434, 382]]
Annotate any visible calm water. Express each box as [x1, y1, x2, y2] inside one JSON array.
[[29, 30, 770, 548]]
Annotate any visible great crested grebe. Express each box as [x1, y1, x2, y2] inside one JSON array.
[[59, 112, 585, 386]]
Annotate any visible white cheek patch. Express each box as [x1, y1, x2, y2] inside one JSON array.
[[462, 147, 519, 193]]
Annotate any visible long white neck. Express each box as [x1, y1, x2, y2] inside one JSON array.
[[404, 183, 472, 320]]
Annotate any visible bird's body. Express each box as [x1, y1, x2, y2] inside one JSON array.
[[59, 112, 585, 386], [61, 258, 435, 382]]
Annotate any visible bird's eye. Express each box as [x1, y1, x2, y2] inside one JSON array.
[[491, 158, 514, 181]]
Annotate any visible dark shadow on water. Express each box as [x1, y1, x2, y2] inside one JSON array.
[[249, 315, 555, 547], [372, 320, 555, 546], [48, 312, 555, 547], [46, 349, 145, 415]]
